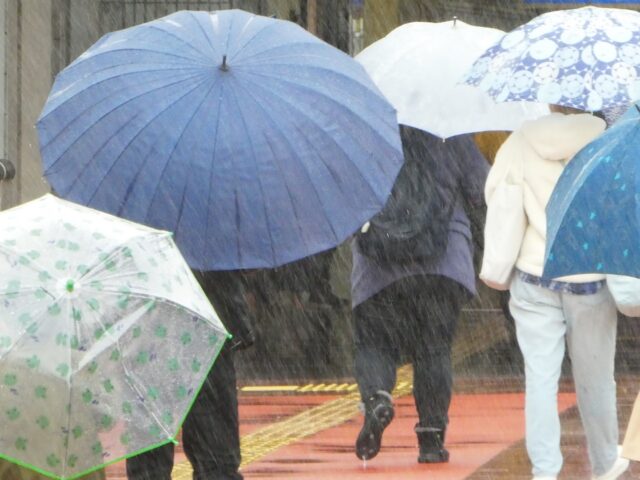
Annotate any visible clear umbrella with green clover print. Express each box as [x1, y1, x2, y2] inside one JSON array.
[[0, 194, 229, 479]]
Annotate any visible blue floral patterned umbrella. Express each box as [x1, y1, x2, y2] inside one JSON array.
[[464, 6, 640, 111], [37, 9, 403, 271], [543, 103, 640, 278]]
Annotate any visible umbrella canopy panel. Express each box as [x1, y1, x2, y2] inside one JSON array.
[[37, 9, 403, 270], [465, 6, 640, 111], [356, 20, 548, 138], [544, 104, 640, 278], [0, 195, 228, 479]]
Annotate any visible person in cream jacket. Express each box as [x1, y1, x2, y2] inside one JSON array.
[[481, 107, 628, 480]]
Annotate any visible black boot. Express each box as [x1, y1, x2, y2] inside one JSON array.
[[416, 424, 449, 463], [355, 391, 395, 460]]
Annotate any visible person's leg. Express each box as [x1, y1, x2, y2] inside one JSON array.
[[353, 286, 401, 460], [411, 276, 462, 463], [125, 443, 174, 480], [412, 277, 461, 429], [353, 287, 400, 400], [182, 348, 242, 480], [509, 275, 566, 478], [563, 287, 621, 477]]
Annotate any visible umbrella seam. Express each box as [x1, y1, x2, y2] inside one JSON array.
[[222, 80, 280, 266], [217, 13, 307, 65], [44, 72, 209, 178], [261, 100, 345, 244], [240, 68, 399, 179], [39, 66, 204, 135], [235, 56, 387, 104], [189, 11, 218, 59], [142, 23, 216, 63], [236, 73, 395, 207], [202, 80, 230, 267], [74, 75, 212, 202], [64, 47, 209, 70], [140, 76, 223, 229]]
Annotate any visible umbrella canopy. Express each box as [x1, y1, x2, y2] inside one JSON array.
[[37, 9, 403, 271], [355, 20, 548, 139], [464, 6, 640, 111], [0, 195, 228, 479], [543, 103, 640, 278]]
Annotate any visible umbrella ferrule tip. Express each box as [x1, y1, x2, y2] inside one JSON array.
[[220, 55, 229, 72], [66, 279, 75, 293]]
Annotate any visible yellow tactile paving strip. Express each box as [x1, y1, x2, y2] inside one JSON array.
[[170, 365, 414, 480], [240, 382, 360, 394]]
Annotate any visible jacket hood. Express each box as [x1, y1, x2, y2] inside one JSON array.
[[519, 112, 606, 162]]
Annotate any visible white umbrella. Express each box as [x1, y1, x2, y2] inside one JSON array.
[[356, 20, 549, 139]]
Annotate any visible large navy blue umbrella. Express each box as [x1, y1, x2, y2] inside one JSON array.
[[37, 9, 403, 270]]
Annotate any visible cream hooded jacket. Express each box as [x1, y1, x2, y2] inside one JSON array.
[[481, 112, 606, 288]]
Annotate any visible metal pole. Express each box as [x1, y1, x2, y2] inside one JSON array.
[[307, 0, 317, 35]]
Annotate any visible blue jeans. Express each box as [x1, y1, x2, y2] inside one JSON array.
[[509, 274, 619, 477]]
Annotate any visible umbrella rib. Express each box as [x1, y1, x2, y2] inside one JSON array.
[[69, 46, 209, 68], [62, 301, 77, 477], [237, 56, 386, 101], [0, 302, 50, 364], [40, 68, 203, 149], [224, 19, 301, 64], [203, 81, 229, 266], [143, 24, 216, 63], [189, 11, 218, 58], [229, 41, 321, 65], [223, 82, 279, 265], [60, 109, 147, 194], [244, 68, 396, 147], [0, 243, 61, 294], [89, 76, 216, 208], [230, 88, 310, 258], [231, 79, 342, 245], [239, 74, 390, 205], [54, 76, 210, 202], [77, 287, 226, 441], [140, 76, 222, 226], [77, 292, 177, 442], [45, 71, 207, 176]]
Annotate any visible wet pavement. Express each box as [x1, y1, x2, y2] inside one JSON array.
[[103, 373, 640, 479]]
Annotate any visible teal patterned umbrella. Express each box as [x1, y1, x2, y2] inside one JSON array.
[[0, 194, 229, 479]]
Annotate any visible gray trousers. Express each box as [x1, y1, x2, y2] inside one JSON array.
[[509, 275, 619, 477]]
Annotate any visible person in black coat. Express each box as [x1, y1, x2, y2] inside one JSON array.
[[126, 270, 254, 480]]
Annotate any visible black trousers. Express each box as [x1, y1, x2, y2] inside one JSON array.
[[353, 275, 464, 430], [126, 347, 242, 480]]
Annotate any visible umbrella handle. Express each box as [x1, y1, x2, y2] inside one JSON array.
[[220, 55, 229, 72]]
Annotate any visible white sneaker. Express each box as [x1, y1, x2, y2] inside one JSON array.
[[532, 476, 557, 480], [592, 447, 630, 480]]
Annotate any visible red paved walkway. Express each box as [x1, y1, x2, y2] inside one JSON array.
[[239, 392, 576, 479], [105, 391, 577, 479]]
